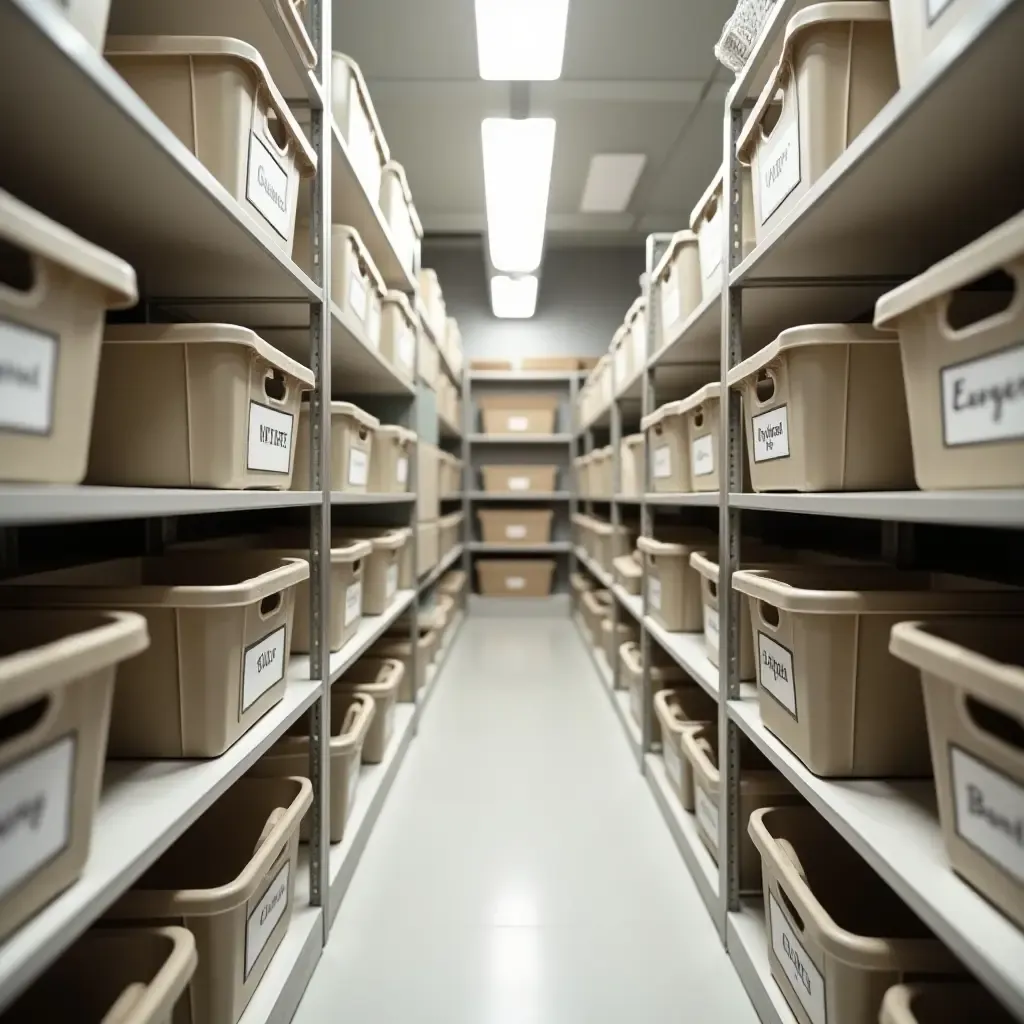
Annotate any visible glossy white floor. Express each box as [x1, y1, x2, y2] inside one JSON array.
[[294, 616, 757, 1024]]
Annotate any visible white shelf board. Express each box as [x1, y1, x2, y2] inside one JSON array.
[[727, 901, 798, 1024], [469, 491, 572, 502], [574, 547, 613, 588], [728, 697, 1024, 1020], [0, 673, 322, 1009], [612, 584, 643, 623], [645, 492, 719, 507], [614, 495, 644, 505], [644, 620, 720, 699], [468, 542, 572, 554], [419, 544, 464, 591], [330, 492, 415, 505], [468, 434, 574, 445], [321, 590, 416, 683]]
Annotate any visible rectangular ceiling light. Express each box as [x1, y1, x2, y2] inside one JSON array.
[[580, 154, 647, 213], [475, 0, 570, 80], [490, 275, 539, 319], [482, 117, 556, 274]]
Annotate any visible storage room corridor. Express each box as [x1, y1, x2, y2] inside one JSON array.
[[294, 617, 756, 1024]]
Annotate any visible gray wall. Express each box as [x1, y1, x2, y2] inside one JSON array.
[[421, 244, 645, 359]]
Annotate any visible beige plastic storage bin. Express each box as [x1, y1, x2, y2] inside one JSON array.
[[368, 424, 414, 493], [481, 464, 557, 494], [252, 692, 374, 842], [733, 566, 1024, 777], [653, 230, 702, 347], [592, 519, 636, 574], [348, 528, 410, 616], [593, 446, 614, 496], [574, 453, 591, 496], [4, 553, 308, 758], [438, 569, 468, 602], [417, 521, 440, 577], [380, 290, 418, 381], [621, 646, 694, 739], [478, 508, 553, 546], [379, 161, 422, 278], [749, 805, 961, 1024], [690, 166, 756, 301], [619, 434, 645, 497], [653, 688, 718, 810], [418, 320, 440, 387], [638, 532, 717, 632], [0, 609, 147, 943], [343, 525, 414, 591], [677, 383, 721, 493], [107, 37, 316, 255], [880, 983, 1017, 1024], [372, 629, 434, 701], [613, 552, 642, 596], [292, 400, 378, 492], [737, 4, 898, 243], [890, 1, 975, 87], [642, 400, 692, 493], [5, 926, 197, 1024], [570, 571, 594, 610], [602, 619, 638, 672], [106, 777, 312, 1024], [626, 297, 648, 380], [728, 324, 913, 492], [331, 52, 389, 203], [477, 559, 555, 598], [581, 588, 614, 645], [0, 191, 137, 484], [332, 225, 386, 347], [479, 394, 559, 436], [890, 617, 1024, 929], [418, 269, 447, 342], [439, 510, 464, 555], [336, 658, 404, 760], [875, 211, 1024, 489]]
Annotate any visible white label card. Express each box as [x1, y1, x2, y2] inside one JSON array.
[[245, 859, 290, 979], [344, 581, 362, 626], [752, 405, 790, 463], [653, 445, 672, 479], [0, 320, 57, 435], [247, 403, 294, 475], [508, 476, 530, 491], [0, 735, 74, 901], [704, 605, 720, 654], [951, 746, 1024, 884], [664, 741, 683, 792], [506, 576, 526, 591], [386, 563, 399, 598], [691, 434, 715, 477], [396, 456, 409, 485], [649, 576, 663, 611], [769, 894, 826, 1024], [246, 132, 291, 240], [759, 118, 801, 223], [940, 344, 1024, 448], [349, 271, 368, 322], [699, 202, 724, 280], [242, 626, 286, 711], [348, 448, 369, 486], [758, 631, 797, 718], [507, 415, 529, 432], [505, 525, 528, 540], [695, 786, 719, 850], [661, 282, 681, 332]]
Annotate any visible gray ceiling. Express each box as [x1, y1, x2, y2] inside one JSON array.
[[334, 0, 735, 245]]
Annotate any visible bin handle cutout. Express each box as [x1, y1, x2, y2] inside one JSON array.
[[263, 368, 288, 404], [0, 695, 53, 749], [358, 426, 369, 441], [775, 880, 806, 934], [0, 238, 38, 302], [758, 600, 780, 630], [259, 592, 283, 618], [754, 369, 777, 406], [963, 694, 1024, 754], [707, 578, 717, 599], [257, 92, 291, 159], [693, 408, 705, 429], [941, 267, 1018, 342]]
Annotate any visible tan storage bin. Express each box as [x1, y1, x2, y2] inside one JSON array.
[[337, 657, 404, 760], [591, 446, 613, 496], [106, 777, 312, 1024], [481, 464, 558, 494], [602, 619, 638, 672], [418, 442, 440, 521], [737, 4, 898, 244], [417, 521, 439, 577], [479, 394, 559, 436], [3, 553, 308, 758], [613, 552, 642, 596], [477, 559, 555, 598], [0, 610, 147, 943], [371, 630, 433, 701], [621, 645, 694, 739], [690, 166, 755, 301], [581, 588, 614, 644], [418, 269, 447, 342], [368, 424, 414, 493], [592, 519, 636, 574], [349, 528, 411, 615], [685, 724, 798, 886], [890, 1, 976, 87], [728, 325, 913, 492], [92, 324, 313, 489], [692, 549, 766, 678], [570, 570, 594, 605], [637, 532, 717, 632], [574, 453, 591, 496], [733, 566, 1024, 778], [642, 400, 691, 493], [626, 297, 648, 381], [252, 691, 374, 842], [379, 161, 423, 278], [874, 211, 1024, 489], [331, 52, 389, 203], [332, 226, 386, 348], [890, 618, 1024, 929], [653, 230, 702, 347], [678, 383, 722, 493], [748, 805, 960, 1024], [880, 983, 1017, 1024], [5, 925, 197, 1024], [619, 434, 645, 497], [107, 37, 317, 256], [438, 569, 468, 602], [439, 510, 464, 556], [292, 400, 378, 493], [380, 290, 418, 381], [0, 191, 137, 484], [653, 688, 718, 810], [342, 525, 414, 591], [478, 508, 553, 546]]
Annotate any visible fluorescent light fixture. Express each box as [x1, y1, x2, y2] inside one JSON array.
[[482, 117, 556, 273], [490, 275, 538, 319], [475, 0, 570, 80], [580, 154, 647, 213]]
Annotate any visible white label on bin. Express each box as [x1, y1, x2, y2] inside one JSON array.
[[507, 415, 529, 432], [769, 894, 825, 1024], [505, 525, 528, 540], [396, 456, 409, 485], [242, 625, 287, 711], [0, 735, 74, 902], [0, 320, 57, 436], [398, 328, 416, 371], [940, 344, 1024, 448], [759, 119, 801, 223], [663, 741, 683, 792], [928, 0, 955, 21], [652, 445, 672, 479], [506, 576, 527, 591], [386, 563, 399, 598], [508, 476, 530, 491], [752, 405, 790, 463], [703, 605, 720, 654], [246, 131, 291, 240], [951, 745, 1024, 884], [247, 402, 294, 475], [661, 282, 681, 333], [699, 203, 724, 280], [348, 448, 369, 486], [245, 859, 290, 980], [758, 632, 797, 718], [648, 576, 662, 611], [691, 434, 714, 477], [695, 787, 719, 850], [345, 581, 362, 626]]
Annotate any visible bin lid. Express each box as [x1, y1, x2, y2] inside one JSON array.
[[331, 51, 391, 164], [375, 424, 415, 444], [640, 398, 689, 431], [689, 165, 724, 234], [674, 381, 722, 416], [316, 400, 380, 429], [652, 230, 698, 282], [381, 161, 424, 238], [0, 189, 137, 308], [382, 288, 416, 323], [332, 224, 387, 295]]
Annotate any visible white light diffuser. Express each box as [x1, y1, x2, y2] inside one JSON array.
[[490, 275, 539, 319], [475, 0, 570, 80], [482, 117, 556, 273], [580, 154, 647, 212]]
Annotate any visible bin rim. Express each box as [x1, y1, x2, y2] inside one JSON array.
[[652, 229, 699, 282], [640, 398, 689, 432], [374, 423, 416, 445], [266, 691, 375, 758], [336, 656, 405, 696], [675, 381, 722, 417], [689, 165, 724, 234], [621, 432, 645, 447], [879, 982, 1015, 1024], [314, 399, 380, 430], [624, 295, 647, 325], [382, 288, 416, 322], [638, 534, 712, 557], [613, 553, 642, 578]]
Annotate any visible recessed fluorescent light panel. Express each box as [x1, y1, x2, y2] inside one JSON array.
[[580, 154, 647, 213], [490, 275, 539, 319], [482, 117, 556, 273], [475, 0, 570, 80]]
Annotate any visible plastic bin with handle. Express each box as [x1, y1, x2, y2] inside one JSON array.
[[345, 528, 411, 616], [637, 531, 718, 632], [0, 609, 148, 943], [625, 297, 648, 381], [620, 644, 694, 737], [678, 382, 722, 493], [370, 627, 434, 702], [592, 519, 636, 574], [653, 688, 718, 811], [379, 161, 423, 278], [652, 230, 701, 348], [368, 424, 415, 494], [478, 508, 553, 546], [613, 552, 642, 596], [602, 620, 638, 675], [880, 983, 1017, 1024], [105, 776, 312, 1024], [619, 434, 645, 497], [331, 225, 386, 348], [478, 394, 559, 436], [642, 400, 692, 493], [344, 525, 414, 591], [292, 400, 379, 492], [690, 165, 755, 302], [336, 657, 405, 763], [477, 559, 555, 599], [481, 464, 558, 494], [380, 290, 418, 381], [331, 52, 389, 202], [0, 190, 137, 484]]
